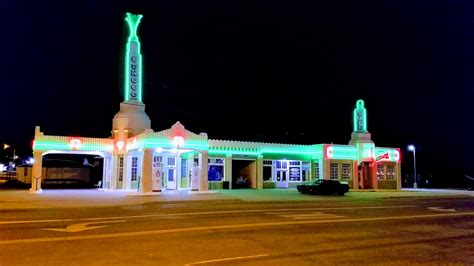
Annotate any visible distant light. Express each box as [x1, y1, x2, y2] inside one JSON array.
[[326, 146, 334, 159], [70, 138, 81, 150], [408, 145, 415, 152], [173, 136, 184, 148], [0, 164, 5, 171], [28, 158, 35, 165], [156, 147, 163, 153], [116, 140, 125, 150]]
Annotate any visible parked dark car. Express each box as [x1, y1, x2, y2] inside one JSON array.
[[297, 179, 349, 195]]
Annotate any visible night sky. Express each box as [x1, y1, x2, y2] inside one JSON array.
[[1, 0, 474, 187]]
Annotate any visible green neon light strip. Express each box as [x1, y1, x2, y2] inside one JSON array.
[[124, 13, 143, 102], [331, 146, 357, 160], [209, 150, 261, 156], [34, 142, 113, 152]]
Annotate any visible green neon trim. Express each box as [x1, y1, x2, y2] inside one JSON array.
[[331, 146, 357, 160], [353, 99, 368, 133], [141, 140, 209, 150], [124, 13, 143, 102], [209, 150, 261, 156], [34, 142, 113, 152], [125, 13, 143, 42]]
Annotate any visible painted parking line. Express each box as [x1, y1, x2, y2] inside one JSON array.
[[0, 205, 415, 225], [185, 254, 269, 265], [265, 211, 344, 220], [0, 211, 473, 245]]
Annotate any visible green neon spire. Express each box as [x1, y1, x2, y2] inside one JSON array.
[[125, 13, 143, 42], [353, 99, 368, 133], [124, 13, 143, 102]]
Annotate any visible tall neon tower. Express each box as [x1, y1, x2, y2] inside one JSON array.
[[124, 13, 143, 102], [113, 12, 151, 139]]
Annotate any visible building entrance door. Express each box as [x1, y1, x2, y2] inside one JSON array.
[[152, 156, 163, 192], [359, 162, 372, 189], [276, 170, 288, 188], [166, 157, 177, 190]]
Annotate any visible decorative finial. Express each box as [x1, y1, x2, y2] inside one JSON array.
[[125, 13, 143, 42]]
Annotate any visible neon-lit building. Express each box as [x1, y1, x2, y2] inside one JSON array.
[[29, 13, 401, 193]]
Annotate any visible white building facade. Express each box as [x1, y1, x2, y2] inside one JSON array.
[[29, 13, 401, 193]]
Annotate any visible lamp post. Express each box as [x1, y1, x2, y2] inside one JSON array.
[[3, 144, 16, 167], [408, 145, 417, 189]]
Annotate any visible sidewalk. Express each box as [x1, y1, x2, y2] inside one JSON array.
[[0, 188, 473, 210]]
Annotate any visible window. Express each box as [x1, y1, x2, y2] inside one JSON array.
[[181, 158, 187, 178], [263, 166, 272, 181], [289, 161, 301, 166], [208, 165, 223, 181], [274, 160, 287, 170], [386, 164, 396, 180], [131, 157, 138, 181], [314, 162, 320, 179], [289, 166, 301, 181], [302, 162, 310, 181], [263, 160, 272, 166], [167, 157, 176, 167], [341, 163, 351, 180], [118, 156, 124, 182], [330, 163, 339, 180], [209, 158, 224, 165], [377, 164, 385, 180]]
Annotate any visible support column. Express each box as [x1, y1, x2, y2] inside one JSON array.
[[141, 148, 153, 193], [371, 162, 378, 189], [256, 155, 263, 189], [224, 154, 232, 189], [199, 151, 208, 191], [352, 160, 359, 190], [29, 151, 43, 193], [323, 159, 331, 180], [396, 162, 402, 190]]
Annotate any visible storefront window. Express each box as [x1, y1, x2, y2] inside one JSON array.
[[208, 165, 223, 181], [302, 162, 310, 181], [330, 163, 339, 180], [314, 162, 320, 179], [341, 163, 351, 180], [377, 164, 385, 180], [263, 166, 272, 181], [289, 166, 301, 181], [131, 157, 138, 181], [208, 157, 224, 181], [387, 164, 396, 180], [118, 156, 124, 181]]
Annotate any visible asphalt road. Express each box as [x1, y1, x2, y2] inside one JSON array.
[[1, 192, 474, 265]]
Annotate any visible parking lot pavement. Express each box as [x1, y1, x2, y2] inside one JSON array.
[[0, 188, 473, 210]]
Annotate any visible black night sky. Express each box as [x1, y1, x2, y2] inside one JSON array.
[[1, 0, 474, 187]]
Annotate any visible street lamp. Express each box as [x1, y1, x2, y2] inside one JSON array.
[[3, 144, 16, 166], [408, 144, 417, 189]]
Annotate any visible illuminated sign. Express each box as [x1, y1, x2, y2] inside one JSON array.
[[172, 136, 185, 148], [69, 139, 81, 150], [116, 140, 125, 150], [353, 99, 367, 133], [376, 152, 390, 162], [124, 13, 143, 102]]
